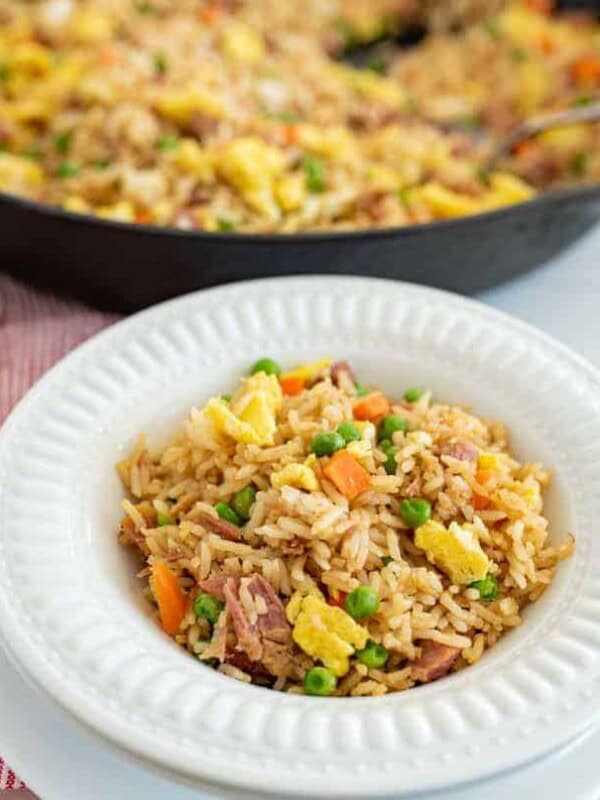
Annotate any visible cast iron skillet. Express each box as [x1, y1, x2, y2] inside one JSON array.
[[2, 0, 600, 313]]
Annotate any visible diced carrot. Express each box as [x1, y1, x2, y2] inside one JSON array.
[[570, 55, 600, 86], [324, 449, 371, 501], [475, 469, 493, 485], [353, 392, 390, 421], [514, 139, 540, 158], [199, 4, 222, 26], [473, 493, 491, 510], [280, 375, 305, 396], [152, 561, 186, 635], [327, 590, 348, 609], [135, 210, 153, 225], [538, 32, 555, 54], [525, 0, 553, 15], [281, 124, 298, 146], [99, 45, 119, 66]]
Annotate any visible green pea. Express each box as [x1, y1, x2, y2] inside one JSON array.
[[91, 158, 110, 170], [304, 666, 337, 696], [570, 152, 588, 177], [337, 422, 362, 444], [354, 382, 368, 397], [232, 485, 256, 522], [379, 438, 392, 452], [157, 134, 179, 152], [55, 162, 79, 178], [194, 593, 224, 624], [510, 46, 528, 62], [403, 387, 423, 403], [379, 415, 408, 441], [400, 498, 431, 528], [53, 132, 72, 154], [156, 511, 171, 527], [217, 217, 236, 232], [397, 187, 411, 208], [470, 575, 499, 602], [221, 394, 232, 402], [381, 556, 394, 566], [153, 51, 168, 73], [383, 447, 397, 475], [357, 640, 388, 669], [251, 357, 281, 377], [23, 146, 43, 161], [310, 432, 346, 458], [483, 18, 502, 40], [214, 502, 242, 526], [302, 156, 326, 193], [344, 586, 379, 619]]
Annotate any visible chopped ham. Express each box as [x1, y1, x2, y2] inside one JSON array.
[[222, 575, 292, 676], [197, 574, 228, 602], [195, 511, 241, 542], [441, 441, 478, 462], [411, 641, 460, 683], [330, 361, 356, 392]]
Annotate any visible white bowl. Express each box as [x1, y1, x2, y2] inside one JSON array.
[[0, 276, 599, 798]]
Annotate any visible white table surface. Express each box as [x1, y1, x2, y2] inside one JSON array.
[[2, 224, 600, 800]]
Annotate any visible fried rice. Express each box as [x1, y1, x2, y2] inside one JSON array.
[[117, 357, 574, 696], [0, 0, 598, 232]]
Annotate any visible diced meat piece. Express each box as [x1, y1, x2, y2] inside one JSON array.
[[197, 574, 228, 602], [246, 574, 291, 644], [225, 648, 272, 678], [195, 511, 241, 542], [330, 360, 356, 390], [441, 441, 478, 462], [186, 112, 220, 142], [222, 575, 292, 674], [199, 609, 230, 662], [224, 577, 263, 661], [411, 641, 460, 683]]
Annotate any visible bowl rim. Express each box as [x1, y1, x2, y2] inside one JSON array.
[[0, 275, 599, 797]]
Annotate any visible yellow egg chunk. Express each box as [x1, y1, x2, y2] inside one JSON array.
[[290, 593, 369, 676], [478, 451, 515, 472], [279, 358, 332, 384], [216, 137, 285, 218], [155, 88, 223, 124], [237, 372, 283, 413], [271, 462, 319, 492], [221, 22, 265, 64], [415, 520, 490, 585], [172, 140, 215, 183], [235, 391, 277, 445], [203, 397, 263, 445]]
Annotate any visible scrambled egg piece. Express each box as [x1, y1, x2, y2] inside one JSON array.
[[478, 451, 514, 472], [334, 65, 406, 109], [0, 153, 44, 195], [11, 42, 52, 75], [196, 372, 282, 447], [279, 358, 332, 384], [172, 140, 215, 183], [235, 371, 283, 414], [295, 124, 359, 163], [415, 520, 490, 585], [156, 88, 223, 124], [70, 8, 115, 44], [220, 22, 265, 64], [274, 173, 306, 212], [271, 461, 319, 492], [217, 137, 285, 219], [287, 592, 369, 676]]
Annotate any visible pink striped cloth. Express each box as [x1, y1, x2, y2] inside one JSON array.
[[0, 273, 119, 792]]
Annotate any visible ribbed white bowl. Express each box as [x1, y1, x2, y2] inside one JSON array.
[[0, 277, 599, 797]]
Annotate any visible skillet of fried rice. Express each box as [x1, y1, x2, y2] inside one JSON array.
[[0, 0, 599, 232], [117, 358, 574, 696]]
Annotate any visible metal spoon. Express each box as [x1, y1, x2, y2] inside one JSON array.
[[485, 101, 600, 168]]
